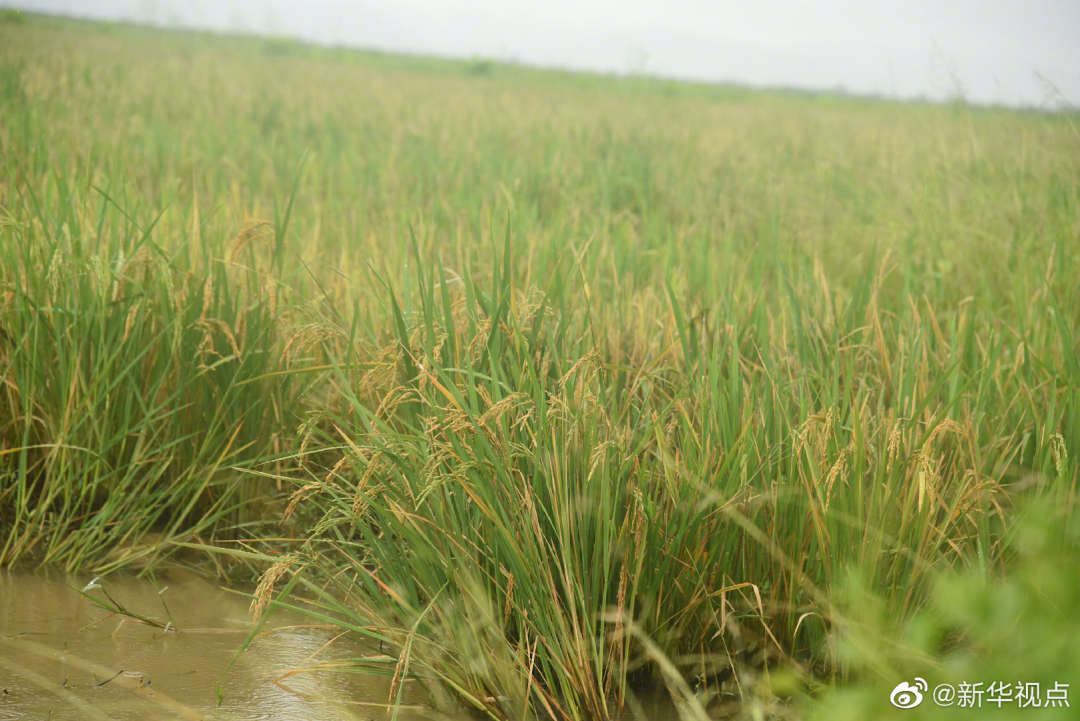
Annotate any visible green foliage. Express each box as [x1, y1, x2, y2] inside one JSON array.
[[809, 497, 1080, 720], [0, 9, 26, 25], [466, 58, 497, 76]]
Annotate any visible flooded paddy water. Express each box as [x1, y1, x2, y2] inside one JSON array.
[[0, 571, 687, 721], [0, 571, 443, 721]]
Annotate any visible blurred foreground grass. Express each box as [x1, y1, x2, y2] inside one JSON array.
[[1, 12, 1078, 720]]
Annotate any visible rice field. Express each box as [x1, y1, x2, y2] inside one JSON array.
[[1, 11, 1078, 720]]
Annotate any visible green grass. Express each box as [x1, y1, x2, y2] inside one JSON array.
[[1, 11, 1078, 720]]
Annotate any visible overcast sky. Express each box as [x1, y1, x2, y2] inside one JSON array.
[[11, 0, 1080, 107]]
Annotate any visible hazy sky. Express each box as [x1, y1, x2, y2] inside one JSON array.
[[11, 0, 1080, 107]]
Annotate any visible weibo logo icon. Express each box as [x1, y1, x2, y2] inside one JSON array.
[[889, 677, 928, 709]]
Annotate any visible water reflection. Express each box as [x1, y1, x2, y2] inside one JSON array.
[[0, 570, 439, 721]]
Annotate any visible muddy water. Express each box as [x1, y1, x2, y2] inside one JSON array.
[[0, 570, 450, 721]]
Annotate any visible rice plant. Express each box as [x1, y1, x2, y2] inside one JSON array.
[[1, 11, 1077, 720]]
